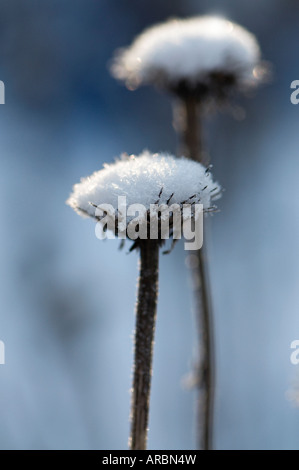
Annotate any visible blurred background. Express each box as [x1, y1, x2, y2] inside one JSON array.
[[0, 0, 298, 450]]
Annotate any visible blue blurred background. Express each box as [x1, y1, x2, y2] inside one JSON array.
[[0, 0, 299, 450]]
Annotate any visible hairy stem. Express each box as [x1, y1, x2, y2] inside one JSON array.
[[130, 239, 160, 450], [175, 95, 214, 450]]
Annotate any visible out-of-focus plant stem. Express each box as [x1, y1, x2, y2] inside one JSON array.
[[174, 95, 215, 450]]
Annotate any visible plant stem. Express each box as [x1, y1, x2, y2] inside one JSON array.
[[175, 95, 215, 450], [130, 239, 160, 450], [181, 95, 202, 162], [193, 247, 214, 451]]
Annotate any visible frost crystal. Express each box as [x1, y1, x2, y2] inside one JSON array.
[[111, 16, 263, 95], [66, 151, 221, 228]]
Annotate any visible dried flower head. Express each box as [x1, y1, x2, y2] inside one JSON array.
[[111, 16, 266, 99], [66, 151, 221, 250]]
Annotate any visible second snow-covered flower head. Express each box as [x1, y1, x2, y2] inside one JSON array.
[[111, 16, 265, 98], [67, 152, 221, 248]]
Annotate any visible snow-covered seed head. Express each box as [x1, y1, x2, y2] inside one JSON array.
[[66, 151, 221, 249], [111, 16, 266, 99]]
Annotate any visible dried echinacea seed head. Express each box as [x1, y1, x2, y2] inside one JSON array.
[[66, 151, 221, 251], [111, 16, 268, 100]]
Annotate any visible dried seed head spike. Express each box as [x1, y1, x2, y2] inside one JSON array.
[[155, 187, 164, 204], [162, 238, 179, 255], [181, 194, 197, 205], [205, 165, 213, 175], [119, 239, 126, 251], [166, 192, 175, 204]]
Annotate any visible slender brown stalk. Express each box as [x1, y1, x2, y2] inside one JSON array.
[[193, 247, 214, 450], [130, 239, 160, 450], [174, 95, 215, 450], [180, 95, 202, 162]]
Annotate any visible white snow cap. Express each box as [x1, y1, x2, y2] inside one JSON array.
[[66, 151, 221, 221], [111, 16, 262, 90]]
